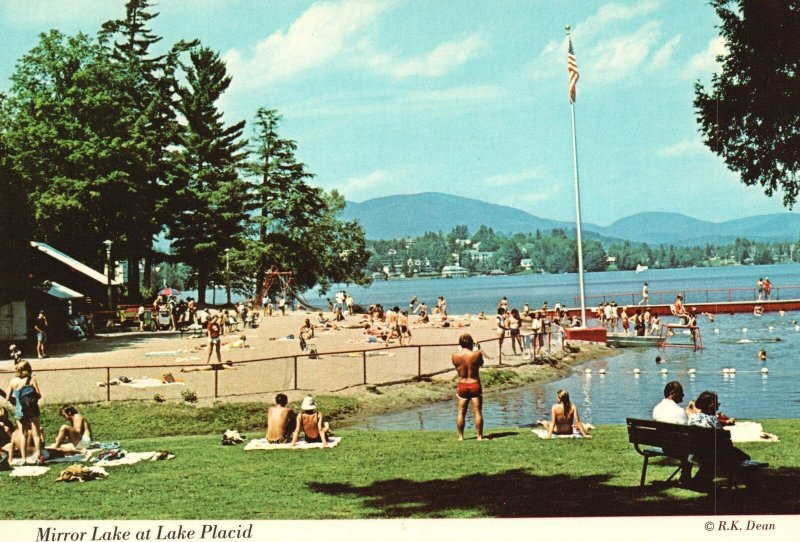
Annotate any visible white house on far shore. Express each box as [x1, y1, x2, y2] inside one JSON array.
[[441, 265, 468, 278]]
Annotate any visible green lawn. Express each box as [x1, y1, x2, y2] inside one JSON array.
[[3, 405, 798, 519]]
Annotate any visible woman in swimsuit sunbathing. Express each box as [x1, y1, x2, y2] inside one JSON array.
[[541, 389, 592, 439]]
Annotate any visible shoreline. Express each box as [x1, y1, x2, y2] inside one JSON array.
[[328, 342, 616, 427], [2, 310, 619, 429]]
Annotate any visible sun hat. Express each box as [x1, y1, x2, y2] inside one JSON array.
[[301, 396, 317, 411]]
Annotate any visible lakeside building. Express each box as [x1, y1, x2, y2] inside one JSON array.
[[441, 265, 469, 278]]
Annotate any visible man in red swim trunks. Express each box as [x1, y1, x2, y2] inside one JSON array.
[[452, 333, 484, 441]]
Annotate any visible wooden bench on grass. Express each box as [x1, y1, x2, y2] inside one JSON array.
[[626, 418, 768, 488]]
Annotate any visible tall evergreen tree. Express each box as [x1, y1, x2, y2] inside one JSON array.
[[244, 108, 369, 296], [168, 46, 249, 303], [98, 0, 195, 299]]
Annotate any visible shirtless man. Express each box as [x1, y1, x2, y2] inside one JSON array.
[[452, 333, 484, 441], [266, 394, 296, 444], [51, 405, 92, 451], [672, 294, 688, 323]]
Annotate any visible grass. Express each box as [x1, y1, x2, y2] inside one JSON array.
[[4, 402, 799, 519]]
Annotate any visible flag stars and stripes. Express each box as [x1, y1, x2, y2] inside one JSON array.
[[567, 37, 579, 103]]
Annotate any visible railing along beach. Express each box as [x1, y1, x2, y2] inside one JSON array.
[[574, 285, 800, 307], [0, 333, 564, 405]]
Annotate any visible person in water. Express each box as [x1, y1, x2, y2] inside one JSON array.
[[541, 389, 591, 439]]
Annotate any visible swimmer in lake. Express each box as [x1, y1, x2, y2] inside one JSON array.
[[758, 349, 767, 361]]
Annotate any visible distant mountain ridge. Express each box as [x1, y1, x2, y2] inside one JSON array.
[[342, 192, 800, 245]]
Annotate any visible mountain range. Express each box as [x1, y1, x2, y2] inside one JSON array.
[[342, 192, 800, 245]]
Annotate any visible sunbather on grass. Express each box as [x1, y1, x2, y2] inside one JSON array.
[[291, 396, 331, 448], [52, 404, 92, 451]]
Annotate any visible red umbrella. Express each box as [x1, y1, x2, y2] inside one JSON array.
[[158, 287, 182, 296]]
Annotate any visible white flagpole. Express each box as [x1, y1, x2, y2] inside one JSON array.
[[566, 25, 587, 327]]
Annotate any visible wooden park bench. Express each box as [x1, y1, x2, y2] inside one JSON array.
[[626, 418, 768, 488]]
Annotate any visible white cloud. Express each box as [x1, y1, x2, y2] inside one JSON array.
[[649, 35, 681, 71], [683, 36, 727, 79], [482, 168, 547, 187], [589, 21, 661, 83], [330, 169, 409, 200], [656, 138, 706, 157], [403, 84, 505, 104], [527, 0, 663, 81], [224, 0, 390, 89], [370, 33, 488, 78], [576, 0, 663, 43]]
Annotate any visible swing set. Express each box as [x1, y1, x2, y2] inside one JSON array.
[[256, 267, 324, 312]]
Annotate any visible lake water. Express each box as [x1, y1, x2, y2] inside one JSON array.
[[307, 263, 800, 315], [313, 263, 800, 429]]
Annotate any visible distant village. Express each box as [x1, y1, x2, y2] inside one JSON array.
[[365, 226, 799, 279]]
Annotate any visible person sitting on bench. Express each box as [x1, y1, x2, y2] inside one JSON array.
[[653, 381, 690, 425], [687, 391, 751, 490]]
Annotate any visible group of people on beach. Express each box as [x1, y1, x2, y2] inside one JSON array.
[[1, 355, 93, 467]]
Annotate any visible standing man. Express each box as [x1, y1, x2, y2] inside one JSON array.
[[452, 333, 484, 441], [205, 314, 223, 365], [266, 393, 296, 444], [34, 310, 48, 359], [639, 282, 649, 305]]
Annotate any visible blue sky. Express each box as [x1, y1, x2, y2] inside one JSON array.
[[0, 0, 790, 226]]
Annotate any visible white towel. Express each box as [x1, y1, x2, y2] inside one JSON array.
[[531, 428, 588, 439], [725, 421, 779, 443], [244, 437, 341, 450], [10, 466, 50, 477]]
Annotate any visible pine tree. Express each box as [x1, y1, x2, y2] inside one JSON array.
[[98, 0, 195, 299], [168, 46, 249, 303]]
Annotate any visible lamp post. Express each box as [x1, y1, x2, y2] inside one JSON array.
[[103, 239, 114, 309], [211, 281, 216, 306], [225, 248, 231, 305], [154, 265, 161, 294]]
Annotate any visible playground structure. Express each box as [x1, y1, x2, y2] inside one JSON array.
[[256, 268, 324, 312]]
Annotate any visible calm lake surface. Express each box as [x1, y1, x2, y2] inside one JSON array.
[[314, 263, 800, 429]]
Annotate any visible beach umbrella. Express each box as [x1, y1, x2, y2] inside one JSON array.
[[157, 287, 182, 297]]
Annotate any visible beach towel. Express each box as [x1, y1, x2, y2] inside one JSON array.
[[531, 423, 594, 440], [8, 448, 90, 466], [244, 437, 341, 450], [9, 466, 49, 477], [145, 350, 188, 357], [725, 421, 779, 443], [118, 378, 186, 389]]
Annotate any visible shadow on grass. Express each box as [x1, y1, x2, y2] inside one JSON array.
[[309, 466, 800, 518], [483, 431, 518, 440]]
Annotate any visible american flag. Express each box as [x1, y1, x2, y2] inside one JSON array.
[[567, 37, 579, 103]]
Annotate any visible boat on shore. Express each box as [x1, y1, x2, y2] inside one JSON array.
[[606, 334, 663, 348]]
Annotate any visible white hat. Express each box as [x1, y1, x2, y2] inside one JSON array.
[[301, 396, 317, 411]]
